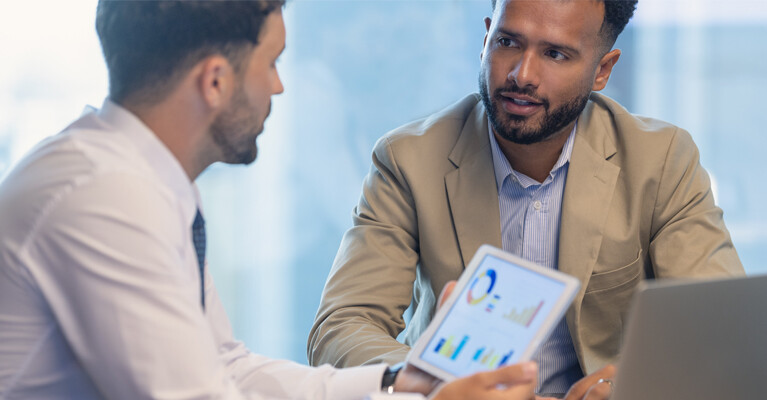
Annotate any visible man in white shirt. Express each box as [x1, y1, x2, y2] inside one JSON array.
[[0, 1, 611, 399], [0, 1, 529, 399]]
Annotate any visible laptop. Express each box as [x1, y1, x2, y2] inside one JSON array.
[[612, 274, 767, 400]]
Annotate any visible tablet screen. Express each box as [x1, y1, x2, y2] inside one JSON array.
[[418, 253, 567, 377]]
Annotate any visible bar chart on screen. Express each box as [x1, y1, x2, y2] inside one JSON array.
[[433, 334, 470, 361], [416, 250, 576, 379], [471, 347, 515, 369], [503, 300, 544, 328]]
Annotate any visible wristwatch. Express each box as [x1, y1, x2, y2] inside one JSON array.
[[381, 362, 405, 393]]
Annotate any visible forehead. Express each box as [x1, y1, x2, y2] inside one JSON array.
[[254, 10, 286, 57], [492, 0, 604, 48]]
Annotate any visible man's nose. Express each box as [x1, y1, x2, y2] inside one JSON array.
[[508, 51, 540, 89]]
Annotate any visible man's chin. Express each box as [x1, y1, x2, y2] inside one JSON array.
[[221, 145, 258, 166], [238, 134, 261, 165], [503, 134, 549, 145], [240, 148, 258, 165], [494, 122, 554, 145]]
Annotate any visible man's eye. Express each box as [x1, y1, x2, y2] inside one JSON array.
[[546, 50, 567, 61], [498, 37, 516, 47]]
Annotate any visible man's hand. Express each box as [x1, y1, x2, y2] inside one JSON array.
[[432, 362, 538, 400], [566, 365, 615, 400], [394, 361, 538, 400], [391, 362, 442, 395], [394, 281, 538, 399], [537, 365, 616, 400], [421, 280, 617, 400], [437, 280, 457, 308]]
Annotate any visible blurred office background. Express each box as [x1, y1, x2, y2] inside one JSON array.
[[1, 0, 765, 363]]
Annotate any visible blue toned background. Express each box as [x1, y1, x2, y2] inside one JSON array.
[[1, 0, 765, 363]]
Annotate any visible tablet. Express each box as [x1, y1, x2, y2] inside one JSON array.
[[406, 244, 581, 382]]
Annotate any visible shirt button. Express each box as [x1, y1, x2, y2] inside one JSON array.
[[533, 200, 542, 210]]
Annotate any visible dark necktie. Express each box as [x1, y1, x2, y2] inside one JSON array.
[[192, 209, 206, 309]]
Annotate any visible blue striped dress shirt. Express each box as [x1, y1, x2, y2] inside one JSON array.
[[488, 123, 583, 395]]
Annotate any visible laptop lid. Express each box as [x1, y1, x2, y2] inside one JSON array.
[[612, 274, 767, 400]]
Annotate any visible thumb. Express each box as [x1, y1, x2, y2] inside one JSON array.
[[437, 280, 457, 309], [565, 364, 616, 400], [477, 361, 538, 388]]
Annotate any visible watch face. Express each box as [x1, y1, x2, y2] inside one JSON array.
[[382, 362, 405, 389]]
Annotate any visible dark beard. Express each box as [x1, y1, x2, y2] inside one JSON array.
[[209, 90, 263, 165], [478, 71, 589, 145]]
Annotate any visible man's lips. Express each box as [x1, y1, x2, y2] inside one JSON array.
[[499, 93, 544, 116]]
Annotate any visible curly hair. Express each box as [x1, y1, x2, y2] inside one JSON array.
[[96, 0, 286, 105], [490, 0, 638, 50]]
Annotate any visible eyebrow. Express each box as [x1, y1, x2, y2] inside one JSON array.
[[496, 27, 581, 57]]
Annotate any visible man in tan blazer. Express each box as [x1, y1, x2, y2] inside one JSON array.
[[309, 0, 743, 397]]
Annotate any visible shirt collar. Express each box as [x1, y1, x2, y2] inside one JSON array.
[[96, 99, 201, 224], [488, 121, 577, 190]]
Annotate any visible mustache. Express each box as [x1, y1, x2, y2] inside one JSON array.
[[494, 83, 549, 108]]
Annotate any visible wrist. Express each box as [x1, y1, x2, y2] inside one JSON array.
[[381, 362, 405, 393]]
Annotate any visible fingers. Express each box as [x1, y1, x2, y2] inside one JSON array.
[[565, 364, 616, 400], [437, 280, 457, 309], [473, 361, 538, 388], [394, 363, 442, 395], [582, 379, 612, 400], [397, 361, 538, 398], [433, 362, 538, 400]]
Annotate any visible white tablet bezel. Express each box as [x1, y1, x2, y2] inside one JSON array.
[[406, 244, 581, 382]]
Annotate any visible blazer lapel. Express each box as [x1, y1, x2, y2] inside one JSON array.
[[442, 95, 620, 303], [445, 103, 502, 268], [558, 97, 620, 349]]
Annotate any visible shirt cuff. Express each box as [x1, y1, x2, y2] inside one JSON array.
[[326, 363, 388, 400]]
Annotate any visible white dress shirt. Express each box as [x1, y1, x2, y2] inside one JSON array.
[[0, 100, 386, 399]]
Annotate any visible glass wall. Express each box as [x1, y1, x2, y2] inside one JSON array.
[[1, 0, 765, 364]]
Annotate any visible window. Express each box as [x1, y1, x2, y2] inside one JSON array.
[[2, 0, 764, 364]]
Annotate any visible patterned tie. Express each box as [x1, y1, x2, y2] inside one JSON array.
[[192, 209, 206, 309]]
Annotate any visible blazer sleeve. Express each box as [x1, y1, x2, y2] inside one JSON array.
[[308, 135, 420, 368], [648, 127, 744, 278]]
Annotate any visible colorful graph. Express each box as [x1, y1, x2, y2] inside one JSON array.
[[472, 347, 514, 369], [466, 269, 497, 305], [485, 294, 501, 313], [434, 335, 469, 360], [503, 300, 544, 327]]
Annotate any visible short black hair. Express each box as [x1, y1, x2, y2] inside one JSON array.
[[490, 0, 638, 50], [96, 0, 286, 105]]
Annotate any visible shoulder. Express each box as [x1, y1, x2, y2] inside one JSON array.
[[582, 93, 697, 160], [374, 94, 482, 152], [0, 121, 181, 258], [586, 92, 692, 143]]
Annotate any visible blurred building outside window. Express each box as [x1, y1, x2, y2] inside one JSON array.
[[1, 0, 765, 363]]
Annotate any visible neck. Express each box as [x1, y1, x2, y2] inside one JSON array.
[[120, 94, 214, 181], [495, 122, 574, 183]]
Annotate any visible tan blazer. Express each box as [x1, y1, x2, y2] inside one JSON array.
[[308, 93, 743, 374]]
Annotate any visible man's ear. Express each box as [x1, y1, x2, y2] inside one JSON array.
[[481, 17, 492, 61], [197, 55, 234, 110], [592, 48, 621, 91]]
